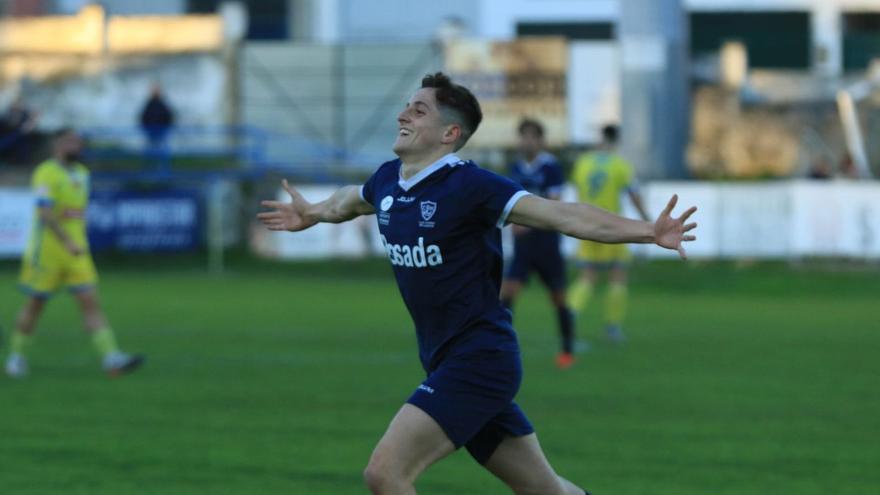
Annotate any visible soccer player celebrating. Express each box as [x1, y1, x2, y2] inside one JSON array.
[[500, 118, 577, 369], [258, 73, 696, 495], [6, 129, 144, 378], [569, 124, 652, 343]]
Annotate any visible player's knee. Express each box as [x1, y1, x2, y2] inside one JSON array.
[[609, 267, 628, 283], [16, 303, 43, 333], [550, 291, 567, 308], [15, 315, 35, 334], [363, 455, 406, 494], [78, 294, 100, 313], [362, 463, 382, 494]]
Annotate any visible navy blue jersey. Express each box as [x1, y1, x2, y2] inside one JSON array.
[[507, 152, 564, 199], [507, 152, 563, 247], [360, 153, 530, 371]]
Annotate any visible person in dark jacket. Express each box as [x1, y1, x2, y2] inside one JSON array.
[[139, 82, 175, 155]]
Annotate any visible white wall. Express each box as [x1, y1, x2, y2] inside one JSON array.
[[310, 0, 341, 43], [308, 0, 481, 42], [0, 189, 34, 258], [568, 42, 621, 143]]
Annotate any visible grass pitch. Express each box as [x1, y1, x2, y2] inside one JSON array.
[[1, 257, 877, 494]]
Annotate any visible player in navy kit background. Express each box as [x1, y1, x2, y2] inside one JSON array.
[[258, 72, 697, 495], [500, 118, 578, 369]]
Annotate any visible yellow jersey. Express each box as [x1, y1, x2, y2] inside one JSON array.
[[25, 159, 90, 263], [571, 151, 636, 264], [571, 151, 634, 214]]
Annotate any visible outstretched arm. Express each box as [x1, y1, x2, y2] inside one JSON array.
[[258, 179, 375, 232], [507, 194, 697, 259]]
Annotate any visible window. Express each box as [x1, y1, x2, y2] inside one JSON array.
[[843, 12, 880, 71], [188, 0, 288, 40], [517, 22, 614, 41], [690, 12, 810, 69]]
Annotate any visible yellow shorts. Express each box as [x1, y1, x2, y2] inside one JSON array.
[[19, 252, 98, 298], [575, 240, 631, 267]]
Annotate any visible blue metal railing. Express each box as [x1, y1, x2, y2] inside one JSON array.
[[0, 129, 25, 152]]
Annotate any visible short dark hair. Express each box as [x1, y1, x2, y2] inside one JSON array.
[[421, 72, 482, 150], [518, 118, 544, 138], [602, 124, 619, 144]]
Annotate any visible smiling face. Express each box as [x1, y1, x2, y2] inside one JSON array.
[[393, 88, 461, 163]]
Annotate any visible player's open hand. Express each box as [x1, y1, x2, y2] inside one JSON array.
[[257, 179, 318, 232], [654, 194, 697, 260]]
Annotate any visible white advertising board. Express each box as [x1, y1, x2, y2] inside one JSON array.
[[0, 188, 33, 259], [253, 186, 383, 260], [255, 180, 880, 262]]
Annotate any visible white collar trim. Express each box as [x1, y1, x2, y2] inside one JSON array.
[[398, 153, 462, 191], [520, 151, 554, 172]]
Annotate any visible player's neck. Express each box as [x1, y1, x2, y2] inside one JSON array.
[[54, 155, 74, 168], [523, 151, 540, 163], [398, 148, 454, 180]]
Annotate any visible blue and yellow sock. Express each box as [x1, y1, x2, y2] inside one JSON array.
[[567, 279, 594, 313], [91, 327, 120, 357], [10, 330, 32, 356], [605, 282, 628, 327]]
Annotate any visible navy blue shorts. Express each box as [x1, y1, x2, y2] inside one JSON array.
[[407, 349, 534, 464], [505, 231, 566, 291]]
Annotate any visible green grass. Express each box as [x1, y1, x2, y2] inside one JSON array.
[[0, 257, 878, 494]]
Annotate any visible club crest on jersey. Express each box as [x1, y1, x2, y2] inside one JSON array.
[[419, 201, 437, 228], [420, 201, 436, 220]]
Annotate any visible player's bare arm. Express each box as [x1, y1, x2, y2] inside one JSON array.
[[508, 193, 697, 259], [38, 205, 83, 256], [512, 190, 559, 237], [258, 179, 375, 232]]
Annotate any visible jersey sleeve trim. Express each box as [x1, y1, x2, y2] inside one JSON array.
[[359, 184, 367, 204], [496, 190, 531, 229], [33, 183, 53, 204]]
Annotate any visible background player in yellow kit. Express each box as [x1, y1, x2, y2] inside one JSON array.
[[568, 124, 651, 343], [6, 129, 144, 378]]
